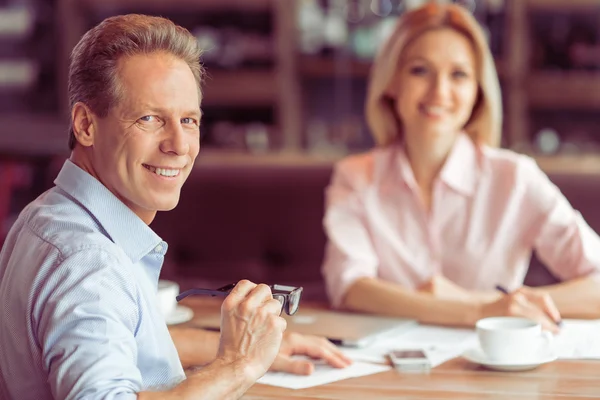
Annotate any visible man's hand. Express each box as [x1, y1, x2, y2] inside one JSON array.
[[217, 280, 287, 382], [269, 332, 352, 375]]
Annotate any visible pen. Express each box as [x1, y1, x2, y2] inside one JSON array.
[[495, 285, 562, 327], [494, 285, 509, 295]]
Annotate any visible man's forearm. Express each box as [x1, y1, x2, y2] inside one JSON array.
[[138, 358, 255, 400], [535, 275, 600, 319], [169, 327, 220, 368]]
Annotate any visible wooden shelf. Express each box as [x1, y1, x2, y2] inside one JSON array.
[[81, 0, 272, 12], [534, 154, 600, 175], [299, 56, 372, 79], [527, 72, 600, 109], [42, 0, 600, 161], [528, 0, 600, 12], [202, 70, 278, 107], [299, 55, 507, 79]]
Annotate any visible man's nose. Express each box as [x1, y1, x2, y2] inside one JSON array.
[[160, 122, 190, 155]]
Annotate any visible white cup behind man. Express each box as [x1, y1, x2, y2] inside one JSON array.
[[156, 280, 180, 319]]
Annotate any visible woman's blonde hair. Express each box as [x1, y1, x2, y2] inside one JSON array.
[[366, 2, 502, 147]]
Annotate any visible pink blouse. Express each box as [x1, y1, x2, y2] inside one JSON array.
[[322, 134, 600, 308]]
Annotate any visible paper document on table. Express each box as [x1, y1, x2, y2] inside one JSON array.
[[340, 325, 477, 368], [554, 319, 600, 359], [257, 359, 390, 389]]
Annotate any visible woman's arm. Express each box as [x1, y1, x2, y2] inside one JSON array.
[[523, 158, 600, 318], [533, 276, 600, 319], [321, 155, 381, 308], [343, 277, 481, 326], [345, 276, 562, 331]]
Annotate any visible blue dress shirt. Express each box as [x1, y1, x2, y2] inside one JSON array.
[[0, 160, 185, 400]]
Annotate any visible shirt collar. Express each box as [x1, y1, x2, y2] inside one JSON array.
[[396, 133, 479, 196], [395, 145, 419, 191], [439, 133, 479, 196], [54, 159, 164, 262]]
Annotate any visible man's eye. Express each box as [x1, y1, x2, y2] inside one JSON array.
[[139, 115, 157, 123], [181, 118, 197, 125]]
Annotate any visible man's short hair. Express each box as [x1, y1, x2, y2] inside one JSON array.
[[67, 14, 203, 149]]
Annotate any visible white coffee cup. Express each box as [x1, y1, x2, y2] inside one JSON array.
[[156, 280, 180, 318], [476, 317, 553, 363]]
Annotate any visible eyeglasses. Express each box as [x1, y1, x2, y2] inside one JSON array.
[[176, 283, 303, 316]]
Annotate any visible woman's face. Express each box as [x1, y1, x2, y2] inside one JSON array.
[[393, 28, 478, 144]]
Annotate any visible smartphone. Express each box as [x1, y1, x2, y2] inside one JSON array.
[[388, 349, 431, 372]]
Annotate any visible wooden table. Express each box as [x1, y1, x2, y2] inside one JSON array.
[[181, 298, 600, 399]]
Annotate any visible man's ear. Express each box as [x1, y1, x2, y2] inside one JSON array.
[[71, 102, 97, 147]]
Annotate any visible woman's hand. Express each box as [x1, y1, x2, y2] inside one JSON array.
[[480, 287, 562, 333]]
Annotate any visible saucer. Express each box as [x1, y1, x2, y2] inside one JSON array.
[[462, 347, 557, 372], [165, 305, 194, 325]]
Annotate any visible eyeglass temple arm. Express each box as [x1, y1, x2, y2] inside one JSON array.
[[176, 288, 230, 302], [176, 284, 302, 302]]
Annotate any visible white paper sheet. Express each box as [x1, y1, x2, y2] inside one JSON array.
[[340, 320, 600, 364], [340, 325, 478, 367], [554, 319, 600, 359], [257, 320, 600, 390], [257, 360, 391, 389]]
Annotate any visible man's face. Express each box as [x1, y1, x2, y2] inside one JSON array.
[[91, 52, 201, 222]]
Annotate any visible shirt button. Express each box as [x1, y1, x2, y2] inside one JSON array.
[[155, 244, 163, 252]]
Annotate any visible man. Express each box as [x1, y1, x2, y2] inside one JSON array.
[[0, 14, 350, 400]]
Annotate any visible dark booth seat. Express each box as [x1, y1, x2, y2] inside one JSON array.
[[151, 161, 600, 302]]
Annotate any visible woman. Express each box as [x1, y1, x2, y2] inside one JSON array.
[[322, 3, 600, 332]]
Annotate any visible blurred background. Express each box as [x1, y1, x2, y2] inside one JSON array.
[[2, 0, 600, 297]]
